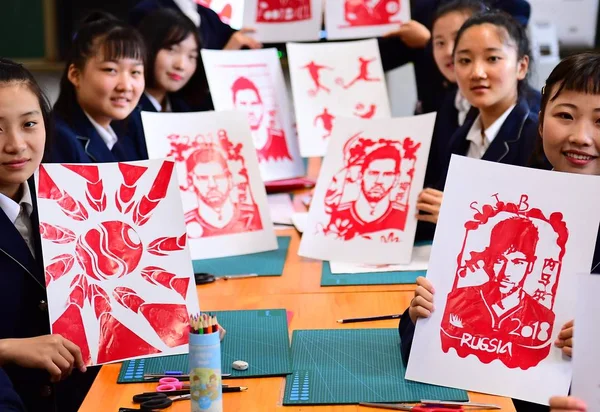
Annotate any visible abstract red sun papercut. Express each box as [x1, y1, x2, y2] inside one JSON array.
[[440, 194, 568, 370], [37, 160, 200, 366]]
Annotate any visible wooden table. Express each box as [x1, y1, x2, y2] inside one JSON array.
[[79, 169, 516, 411]]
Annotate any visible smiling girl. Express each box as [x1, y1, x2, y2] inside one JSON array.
[[50, 12, 148, 163], [136, 8, 203, 112]]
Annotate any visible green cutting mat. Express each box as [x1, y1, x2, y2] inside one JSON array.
[[321, 262, 424, 286], [118, 309, 292, 383], [283, 329, 468, 405], [192, 236, 290, 276]]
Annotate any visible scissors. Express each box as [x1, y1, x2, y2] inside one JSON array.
[[359, 401, 501, 411], [156, 377, 189, 392], [119, 392, 190, 411], [194, 272, 216, 285]]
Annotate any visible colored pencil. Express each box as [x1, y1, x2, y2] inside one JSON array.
[[337, 314, 402, 323], [222, 386, 248, 393], [222, 274, 259, 280]]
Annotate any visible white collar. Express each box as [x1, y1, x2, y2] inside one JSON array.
[[83, 111, 119, 150], [454, 91, 471, 126], [144, 92, 172, 113], [173, 0, 201, 27], [467, 104, 516, 146], [0, 183, 32, 224]]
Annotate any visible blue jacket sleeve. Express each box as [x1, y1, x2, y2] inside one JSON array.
[[47, 118, 87, 163], [197, 5, 236, 50], [398, 308, 415, 365], [0, 368, 25, 412]]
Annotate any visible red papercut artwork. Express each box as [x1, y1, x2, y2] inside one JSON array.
[[198, 0, 234, 24], [336, 57, 381, 89], [314, 108, 336, 139], [256, 0, 311, 23], [353, 103, 377, 119], [301, 61, 333, 96], [440, 194, 568, 370], [39, 161, 192, 365], [230, 73, 292, 162], [319, 133, 421, 241], [166, 130, 263, 238], [341, 0, 402, 27]]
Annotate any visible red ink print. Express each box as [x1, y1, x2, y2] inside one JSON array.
[[441, 195, 569, 370], [336, 57, 381, 89], [256, 0, 311, 22], [341, 0, 402, 27], [321, 134, 420, 241], [301, 61, 333, 96], [314, 108, 336, 139]]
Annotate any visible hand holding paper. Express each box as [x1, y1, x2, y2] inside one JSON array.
[[408, 276, 435, 324]]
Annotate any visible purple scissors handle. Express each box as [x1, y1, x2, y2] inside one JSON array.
[[156, 377, 187, 392]]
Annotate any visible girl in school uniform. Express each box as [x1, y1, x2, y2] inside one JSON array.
[[401, 52, 600, 412], [415, 11, 541, 228], [50, 12, 148, 163], [0, 58, 89, 412], [136, 8, 202, 113]]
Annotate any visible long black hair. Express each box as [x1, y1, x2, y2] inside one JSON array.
[[453, 11, 532, 97], [53, 11, 145, 125], [0, 58, 53, 161], [432, 0, 488, 29], [137, 8, 202, 90]]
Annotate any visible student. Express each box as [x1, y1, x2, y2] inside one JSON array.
[[401, 52, 600, 412], [549, 397, 587, 412], [415, 11, 540, 227], [50, 12, 148, 163], [136, 8, 202, 112], [130, 0, 261, 51], [0, 368, 25, 412], [0, 58, 89, 412], [379, 0, 531, 115]]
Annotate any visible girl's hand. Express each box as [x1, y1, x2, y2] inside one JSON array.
[[384, 20, 431, 49], [0, 335, 86, 383], [225, 28, 262, 50], [549, 396, 587, 412], [408, 276, 435, 324], [416, 188, 443, 224], [554, 320, 573, 357]]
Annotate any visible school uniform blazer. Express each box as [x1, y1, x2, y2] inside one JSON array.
[[0, 368, 25, 412], [138, 92, 191, 113], [50, 104, 149, 163], [130, 0, 235, 50]]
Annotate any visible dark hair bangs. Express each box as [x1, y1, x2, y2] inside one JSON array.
[[161, 25, 194, 49], [548, 57, 600, 102], [98, 28, 145, 64]]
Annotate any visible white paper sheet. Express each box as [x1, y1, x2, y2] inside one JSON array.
[[201, 48, 305, 182], [141, 111, 277, 259], [242, 0, 323, 42], [292, 212, 309, 233], [198, 0, 244, 29], [406, 156, 600, 405], [298, 113, 435, 264], [325, 0, 411, 40], [287, 39, 392, 157], [329, 244, 430, 274], [37, 160, 200, 366], [268, 193, 295, 228], [572, 274, 600, 412]]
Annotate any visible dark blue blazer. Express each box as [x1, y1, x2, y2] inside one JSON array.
[[130, 0, 235, 50], [0, 368, 25, 412], [0, 179, 98, 412], [138, 92, 191, 113], [49, 103, 149, 163]]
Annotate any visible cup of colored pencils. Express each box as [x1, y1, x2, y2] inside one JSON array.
[[189, 313, 223, 412]]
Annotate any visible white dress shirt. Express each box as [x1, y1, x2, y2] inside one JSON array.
[[144, 92, 172, 113], [173, 0, 201, 27], [465, 104, 516, 159], [454, 91, 471, 126], [84, 111, 119, 150], [0, 183, 34, 255]]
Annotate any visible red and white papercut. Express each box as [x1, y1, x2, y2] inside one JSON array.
[[201, 48, 305, 182], [298, 113, 435, 264], [407, 156, 600, 405], [287, 39, 392, 157], [141, 110, 277, 259], [325, 0, 411, 40], [242, 0, 323, 42], [197, 0, 244, 29], [36, 160, 200, 366]]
